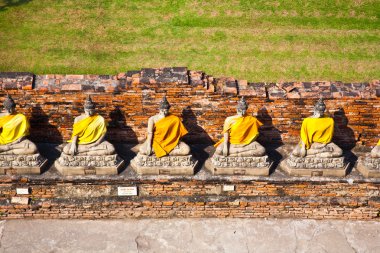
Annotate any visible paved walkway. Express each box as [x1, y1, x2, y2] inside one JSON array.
[[0, 219, 379, 253]]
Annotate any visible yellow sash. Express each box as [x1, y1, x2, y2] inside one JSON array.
[[152, 114, 188, 158], [214, 116, 262, 147], [0, 113, 30, 145], [300, 117, 334, 150], [68, 114, 107, 144], [377, 139, 380, 146]]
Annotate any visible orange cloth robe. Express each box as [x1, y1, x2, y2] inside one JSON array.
[[68, 114, 107, 144], [0, 113, 30, 145], [300, 117, 334, 150], [214, 116, 262, 147], [152, 114, 188, 158]]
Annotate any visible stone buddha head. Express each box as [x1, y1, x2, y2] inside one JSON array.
[[237, 97, 248, 116], [159, 96, 171, 117], [3, 94, 16, 114], [84, 95, 96, 116], [313, 98, 326, 118]]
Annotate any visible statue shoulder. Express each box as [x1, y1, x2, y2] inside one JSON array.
[[148, 114, 159, 124], [225, 115, 240, 123], [15, 113, 27, 121], [225, 115, 237, 121], [16, 113, 26, 118], [96, 114, 105, 121], [74, 114, 87, 123]]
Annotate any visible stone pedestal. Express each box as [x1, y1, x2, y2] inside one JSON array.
[[0, 154, 47, 175], [55, 154, 124, 176], [131, 153, 197, 175], [356, 156, 380, 178], [206, 155, 271, 176], [281, 155, 349, 177]]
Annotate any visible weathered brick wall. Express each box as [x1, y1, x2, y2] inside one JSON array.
[[0, 176, 379, 220], [0, 69, 378, 220], [0, 69, 379, 147]]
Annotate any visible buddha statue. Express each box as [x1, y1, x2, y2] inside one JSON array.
[[370, 140, 380, 158], [357, 139, 380, 178], [207, 97, 270, 176], [283, 98, 347, 177], [0, 94, 38, 155], [132, 96, 196, 175], [214, 97, 266, 157], [62, 95, 115, 156], [56, 95, 122, 175], [0, 94, 46, 174], [139, 96, 190, 157], [292, 98, 343, 158]]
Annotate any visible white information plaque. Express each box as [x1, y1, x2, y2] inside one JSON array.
[[11, 197, 29, 205], [118, 186, 138, 196], [16, 188, 29, 195], [223, 185, 235, 191]]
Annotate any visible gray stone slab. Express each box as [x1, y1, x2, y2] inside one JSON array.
[[55, 159, 124, 176], [0, 156, 47, 175], [280, 159, 350, 177], [0, 219, 379, 253], [205, 159, 272, 176], [131, 154, 197, 175], [357, 157, 380, 178]]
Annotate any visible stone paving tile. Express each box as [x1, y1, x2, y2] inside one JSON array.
[[0, 219, 379, 253]]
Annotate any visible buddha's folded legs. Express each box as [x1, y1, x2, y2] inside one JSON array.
[[214, 144, 223, 155], [292, 142, 304, 157], [294, 142, 343, 158], [168, 141, 190, 156], [139, 141, 190, 156], [307, 142, 343, 158], [62, 143, 72, 155], [215, 141, 266, 157], [371, 145, 380, 158], [293, 142, 342, 158], [231, 142, 266, 157], [138, 141, 149, 155], [0, 139, 38, 155], [63, 141, 115, 156]]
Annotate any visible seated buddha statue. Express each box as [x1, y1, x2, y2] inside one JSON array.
[[370, 140, 380, 158], [139, 96, 190, 158], [0, 95, 38, 155], [62, 95, 115, 156], [214, 97, 266, 157], [292, 98, 342, 158]]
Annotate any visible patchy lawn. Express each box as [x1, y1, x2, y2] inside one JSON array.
[[0, 0, 379, 81]]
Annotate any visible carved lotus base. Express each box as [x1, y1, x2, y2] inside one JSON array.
[[356, 156, 380, 178], [131, 153, 197, 175], [281, 155, 349, 177], [55, 154, 124, 175], [206, 155, 271, 176], [0, 154, 47, 175]]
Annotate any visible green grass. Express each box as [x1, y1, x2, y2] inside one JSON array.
[[0, 0, 379, 81]]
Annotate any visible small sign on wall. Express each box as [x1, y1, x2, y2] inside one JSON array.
[[11, 197, 29, 205], [16, 188, 30, 195], [117, 186, 138, 196], [223, 185, 235, 192]]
